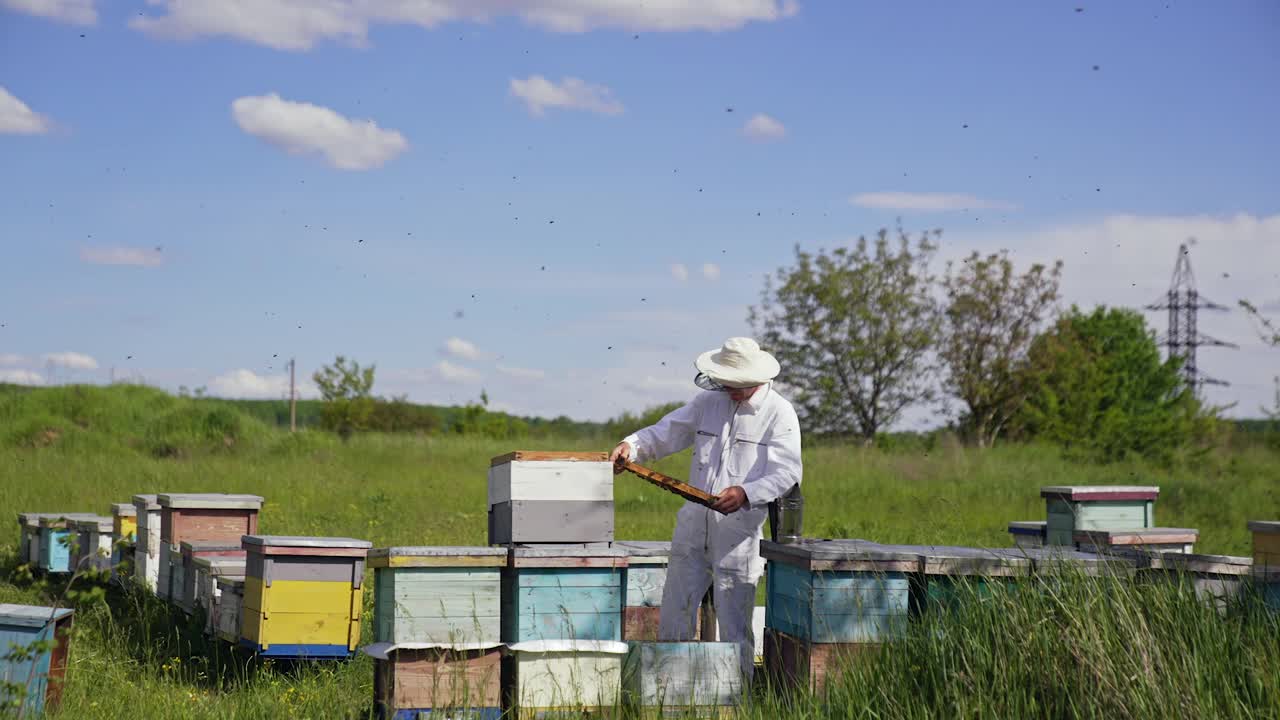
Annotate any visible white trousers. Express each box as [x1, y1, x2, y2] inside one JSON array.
[[656, 505, 763, 684]]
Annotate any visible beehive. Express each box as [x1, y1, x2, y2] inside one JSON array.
[[239, 535, 371, 659], [622, 642, 742, 712], [364, 642, 503, 720], [1073, 527, 1198, 556], [1137, 552, 1253, 612], [165, 545, 185, 603], [887, 545, 1030, 616], [1248, 520, 1280, 569], [1007, 521, 1046, 548], [991, 546, 1137, 579], [616, 541, 671, 641], [502, 640, 627, 719], [69, 516, 114, 574], [192, 556, 246, 636], [179, 541, 244, 614], [761, 540, 915, 693], [17, 513, 55, 568], [488, 451, 614, 545], [36, 514, 100, 574], [502, 544, 628, 644], [1041, 486, 1157, 546], [0, 604, 74, 717], [132, 494, 162, 592], [215, 576, 245, 643], [369, 546, 506, 645], [110, 502, 139, 583], [158, 493, 263, 546]]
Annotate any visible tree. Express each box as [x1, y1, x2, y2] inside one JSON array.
[[312, 356, 376, 439], [1013, 305, 1210, 462], [940, 250, 1062, 447], [750, 228, 942, 442]]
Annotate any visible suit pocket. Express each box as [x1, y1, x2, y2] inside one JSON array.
[[727, 436, 766, 478], [694, 431, 715, 471]]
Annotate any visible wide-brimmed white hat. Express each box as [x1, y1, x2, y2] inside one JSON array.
[[695, 337, 780, 389]]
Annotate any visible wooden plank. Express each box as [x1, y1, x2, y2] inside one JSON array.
[[491, 450, 609, 466], [370, 554, 506, 568], [625, 567, 667, 607], [763, 627, 879, 695], [516, 568, 623, 588], [373, 646, 502, 711]]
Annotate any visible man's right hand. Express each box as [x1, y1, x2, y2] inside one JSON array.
[[608, 441, 632, 474]]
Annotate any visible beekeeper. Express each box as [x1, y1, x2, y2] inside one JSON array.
[[609, 337, 802, 680]]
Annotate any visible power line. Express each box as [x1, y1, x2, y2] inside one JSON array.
[[1145, 242, 1237, 392]]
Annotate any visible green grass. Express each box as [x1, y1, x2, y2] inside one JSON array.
[[2, 384, 1279, 718]]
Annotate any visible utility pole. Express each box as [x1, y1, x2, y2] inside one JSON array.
[[289, 358, 297, 433], [1145, 242, 1237, 393]]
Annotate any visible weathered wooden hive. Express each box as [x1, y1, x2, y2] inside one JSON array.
[[885, 544, 1031, 616], [760, 539, 915, 692], [0, 604, 75, 717], [369, 546, 506, 645], [69, 516, 114, 573], [1073, 527, 1198, 555], [1007, 520, 1046, 548], [178, 541, 244, 614], [364, 641, 504, 720], [1041, 486, 1158, 546], [488, 451, 614, 545], [156, 493, 263, 600], [239, 535, 371, 659], [1136, 552, 1253, 612], [131, 494, 162, 592], [622, 641, 742, 713], [502, 544, 628, 644], [502, 640, 627, 719], [615, 541, 671, 641], [192, 556, 246, 636], [17, 513, 56, 568], [215, 576, 246, 644]]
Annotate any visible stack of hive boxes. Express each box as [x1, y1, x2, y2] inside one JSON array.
[[238, 535, 371, 659], [177, 540, 243, 614], [131, 495, 162, 592], [760, 539, 914, 693], [69, 516, 114, 574], [110, 502, 138, 584], [156, 493, 263, 602]]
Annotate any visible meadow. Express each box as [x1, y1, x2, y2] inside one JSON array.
[[2, 384, 1278, 718]]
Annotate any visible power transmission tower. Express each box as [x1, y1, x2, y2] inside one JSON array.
[[288, 358, 297, 433], [1145, 242, 1237, 392]]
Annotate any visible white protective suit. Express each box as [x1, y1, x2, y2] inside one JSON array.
[[622, 383, 802, 679]]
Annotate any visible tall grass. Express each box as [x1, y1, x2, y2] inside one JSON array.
[[2, 384, 1278, 718]]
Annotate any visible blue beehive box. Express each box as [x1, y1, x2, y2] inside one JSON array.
[[369, 546, 507, 644], [36, 514, 99, 574], [0, 603, 74, 716], [501, 544, 628, 643]]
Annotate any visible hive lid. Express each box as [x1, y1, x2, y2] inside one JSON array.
[[614, 541, 672, 556], [506, 640, 628, 655], [0, 603, 74, 628], [241, 535, 372, 549], [181, 540, 243, 553], [510, 543, 626, 558], [131, 494, 161, 510], [883, 544, 1032, 575], [1007, 521, 1046, 533], [369, 546, 508, 558], [361, 641, 503, 659], [37, 513, 102, 528], [990, 547, 1138, 572], [111, 503, 138, 517], [157, 493, 264, 510], [192, 556, 247, 573], [1247, 520, 1280, 534], [1040, 486, 1159, 501], [1072, 527, 1198, 545], [1140, 552, 1252, 575], [367, 546, 507, 567], [759, 539, 919, 566], [18, 512, 60, 526], [71, 516, 114, 532], [490, 450, 609, 467]]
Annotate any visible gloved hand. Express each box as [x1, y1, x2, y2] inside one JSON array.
[[608, 441, 632, 475]]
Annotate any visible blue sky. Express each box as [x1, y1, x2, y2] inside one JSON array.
[[1, 0, 1278, 424]]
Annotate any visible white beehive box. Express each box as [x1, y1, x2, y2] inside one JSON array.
[[132, 495, 162, 593], [487, 451, 614, 545]]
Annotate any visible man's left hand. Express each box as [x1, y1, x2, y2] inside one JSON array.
[[711, 486, 748, 514]]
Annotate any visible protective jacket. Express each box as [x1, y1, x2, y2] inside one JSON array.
[[623, 383, 802, 677]]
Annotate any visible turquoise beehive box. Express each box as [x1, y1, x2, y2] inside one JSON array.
[[0, 604, 74, 716], [501, 544, 628, 643], [1042, 486, 1158, 546], [370, 546, 507, 645]]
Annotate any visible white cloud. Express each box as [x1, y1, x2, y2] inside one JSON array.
[[1, 0, 96, 26], [131, 1, 797, 51], [442, 337, 482, 361], [851, 191, 1017, 212], [0, 86, 52, 135], [207, 368, 294, 398], [231, 93, 408, 170], [510, 75, 623, 117], [0, 369, 44, 385], [671, 263, 689, 282], [702, 263, 721, 281], [742, 113, 785, 141], [437, 360, 481, 384], [0, 354, 25, 366], [79, 246, 164, 267], [42, 352, 98, 370], [496, 364, 546, 381]]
